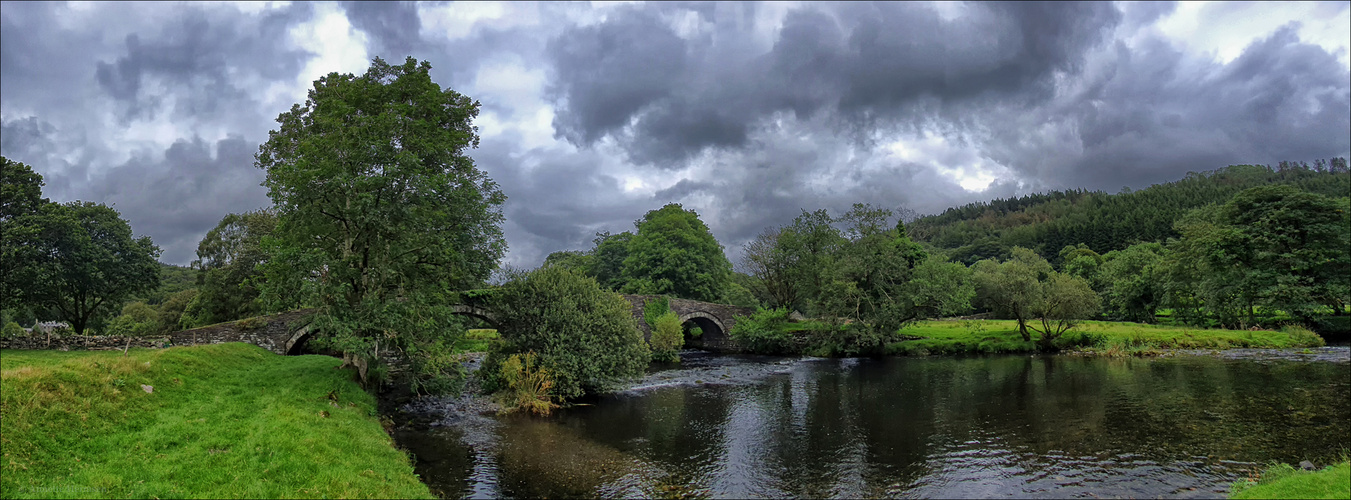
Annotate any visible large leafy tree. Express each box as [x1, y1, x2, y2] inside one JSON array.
[[255, 57, 506, 365], [588, 231, 633, 291], [740, 227, 799, 308], [2, 157, 50, 310], [973, 247, 1099, 346], [778, 208, 846, 314], [1098, 242, 1166, 322], [620, 203, 731, 302], [973, 247, 1054, 341], [1218, 185, 1348, 321], [1174, 185, 1350, 326], [186, 209, 277, 326], [25, 202, 162, 335]]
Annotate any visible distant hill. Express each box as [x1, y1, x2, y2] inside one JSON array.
[[909, 160, 1350, 265], [135, 262, 197, 304]]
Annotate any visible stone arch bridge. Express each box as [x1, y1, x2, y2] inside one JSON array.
[[164, 295, 754, 355], [451, 294, 754, 353]]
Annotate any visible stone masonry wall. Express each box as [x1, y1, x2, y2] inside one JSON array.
[[1, 309, 315, 355], [621, 294, 754, 353]]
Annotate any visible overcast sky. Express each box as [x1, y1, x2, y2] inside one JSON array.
[[2, 1, 1348, 268]]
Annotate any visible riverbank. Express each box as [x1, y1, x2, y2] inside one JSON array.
[[1230, 459, 1350, 499], [886, 319, 1326, 356], [0, 344, 432, 499]]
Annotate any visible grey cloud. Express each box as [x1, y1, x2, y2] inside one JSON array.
[[341, 1, 424, 60], [85, 136, 271, 265], [544, 2, 1123, 166], [92, 2, 314, 124], [1, 2, 316, 265], [471, 136, 657, 267], [547, 6, 689, 147], [988, 24, 1351, 192]]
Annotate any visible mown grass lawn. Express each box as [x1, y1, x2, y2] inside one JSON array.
[[0, 343, 432, 499], [886, 319, 1326, 355]]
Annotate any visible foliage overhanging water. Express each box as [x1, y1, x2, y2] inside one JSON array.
[[396, 350, 1350, 499]]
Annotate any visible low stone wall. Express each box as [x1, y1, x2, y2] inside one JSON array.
[[1, 309, 317, 355], [0, 334, 170, 351]]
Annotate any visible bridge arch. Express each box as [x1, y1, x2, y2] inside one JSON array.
[[285, 323, 313, 355], [450, 304, 499, 329], [678, 310, 730, 349]]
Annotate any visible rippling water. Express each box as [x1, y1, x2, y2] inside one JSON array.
[[396, 351, 1350, 499]]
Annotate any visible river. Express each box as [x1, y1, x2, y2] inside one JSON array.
[[394, 349, 1350, 499]]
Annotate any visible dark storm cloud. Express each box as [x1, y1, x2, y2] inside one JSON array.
[[526, 0, 1347, 263], [91, 2, 313, 125], [340, 1, 424, 61], [0, 1, 317, 264], [470, 135, 659, 267], [986, 23, 1351, 191], [544, 2, 1123, 166], [85, 136, 272, 264], [4, 1, 1347, 270]]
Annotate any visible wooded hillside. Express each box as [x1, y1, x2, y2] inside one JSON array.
[[909, 160, 1350, 265]]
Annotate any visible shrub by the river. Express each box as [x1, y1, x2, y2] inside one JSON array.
[[496, 351, 558, 416], [643, 296, 671, 327], [1279, 325, 1325, 347], [649, 311, 684, 362], [0, 344, 432, 499], [481, 266, 649, 400], [730, 307, 796, 354]]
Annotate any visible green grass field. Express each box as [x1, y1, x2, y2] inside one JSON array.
[[1230, 460, 1350, 499], [453, 328, 499, 353], [886, 319, 1326, 356], [0, 344, 432, 499]]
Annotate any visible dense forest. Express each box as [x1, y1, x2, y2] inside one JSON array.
[[909, 160, 1351, 265]]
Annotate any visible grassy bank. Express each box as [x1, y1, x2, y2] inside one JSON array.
[[453, 329, 499, 353], [1230, 460, 1350, 499], [0, 344, 432, 499], [885, 320, 1325, 356]]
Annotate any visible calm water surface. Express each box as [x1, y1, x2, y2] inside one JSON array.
[[397, 351, 1350, 499]]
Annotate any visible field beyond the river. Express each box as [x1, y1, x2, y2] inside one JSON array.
[[887, 319, 1327, 356], [0, 343, 432, 499]]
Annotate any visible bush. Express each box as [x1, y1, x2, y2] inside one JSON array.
[[496, 351, 559, 416], [2, 321, 24, 338], [730, 307, 795, 354], [643, 296, 671, 327], [1281, 325, 1326, 347], [480, 266, 649, 400], [803, 322, 893, 357], [650, 311, 684, 362]]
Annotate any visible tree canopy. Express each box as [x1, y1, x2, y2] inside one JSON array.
[[255, 56, 506, 364], [22, 202, 162, 335], [1, 157, 51, 310], [620, 203, 732, 302], [186, 210, 278, 326]]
